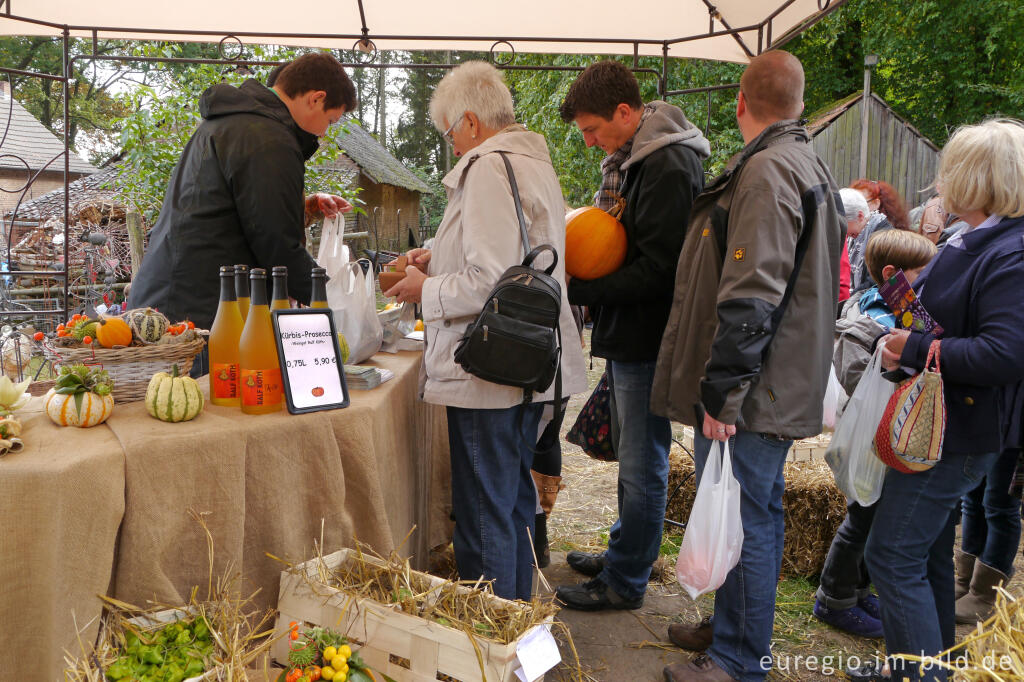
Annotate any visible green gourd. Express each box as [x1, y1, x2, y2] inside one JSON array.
[[124, 307, 170, 344]]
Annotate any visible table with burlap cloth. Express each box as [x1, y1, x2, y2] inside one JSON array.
[[0, 350, 451, 682]]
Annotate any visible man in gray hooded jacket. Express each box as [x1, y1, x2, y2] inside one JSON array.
[[554, 60, 709, 611]]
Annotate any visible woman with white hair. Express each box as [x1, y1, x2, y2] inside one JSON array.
[[860, 118, 1024, 682], [384, 61, 587, 600]]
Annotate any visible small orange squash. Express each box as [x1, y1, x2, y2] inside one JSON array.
[[565, 206, 627, 280], [94, 316, 133, 348]]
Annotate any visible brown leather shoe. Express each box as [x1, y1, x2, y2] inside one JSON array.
[[668, 616, 713, 651], [663, 654, 737, 681]]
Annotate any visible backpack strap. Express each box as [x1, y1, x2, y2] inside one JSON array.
[[498, 151, 532, 264]]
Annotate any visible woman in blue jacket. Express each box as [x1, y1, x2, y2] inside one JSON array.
[[867, 118, 1024, 682]]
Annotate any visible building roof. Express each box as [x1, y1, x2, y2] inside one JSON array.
[[4, 166, 119, 221], [0, 88, 98, 176], [805, 91, 939, 152], [333, 118, 431, 194]]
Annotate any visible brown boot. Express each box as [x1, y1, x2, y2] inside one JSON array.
[[663, 654, 736, 681], [956, 560, 1011, 624], [954, 549, 976, 601], [531, 471, 564, 515], [667, 616, 714, 651]]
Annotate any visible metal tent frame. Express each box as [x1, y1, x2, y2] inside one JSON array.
[[0, 0, 845, 331]]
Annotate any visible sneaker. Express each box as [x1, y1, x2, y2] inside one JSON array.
[[858, 593, 882, 621], [667, 616, 714, 651], [566, 550, 605, 577], [555, 577, 643, 611], [663, 654, 737, 681], [847, 660, 889, 681], [813, 599, 884, 638]]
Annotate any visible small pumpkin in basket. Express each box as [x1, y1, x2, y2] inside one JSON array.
[[44, 364, 114, 427], [146, 364, 204, 422], [124, 307, 170, 344], [93, 316, 133, 348]]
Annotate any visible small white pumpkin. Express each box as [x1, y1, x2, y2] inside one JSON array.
[[146, 364, 204, 422], [44, 387, 114, 427]]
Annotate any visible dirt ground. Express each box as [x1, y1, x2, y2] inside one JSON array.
[[540, 330, 1024, 681]]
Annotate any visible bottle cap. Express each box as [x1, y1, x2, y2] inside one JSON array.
[[220, 265, 234, 275], [272, 266, 288, 275], [234, 264, 249, 272], [250, 268, 267, 279], [312, 267, 326, 276]]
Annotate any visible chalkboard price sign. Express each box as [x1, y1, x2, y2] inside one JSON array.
[[271, 309, 350, 414]]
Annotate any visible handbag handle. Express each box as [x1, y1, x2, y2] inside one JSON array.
[[925, 339, 941, 372], [522, 244, 558, 275]]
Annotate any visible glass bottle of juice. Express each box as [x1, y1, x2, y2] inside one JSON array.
[[310, 267, 328, 309], [238, 268, 283, 414], [234, 264, 251, 322], [208, 265, 244, 407], [270, 265, 290, 310]]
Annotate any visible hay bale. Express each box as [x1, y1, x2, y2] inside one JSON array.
[[665, 448, 847, 577]]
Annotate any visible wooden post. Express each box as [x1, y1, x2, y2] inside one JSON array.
[[126, 210, 145, 278], [859, 55, 878, 179]]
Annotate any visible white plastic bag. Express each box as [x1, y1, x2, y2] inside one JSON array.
[[378, 302, 417, 353], [824, 343, 894, 506], [318, 214, 350, 268], [326, 259, 383, 364], [822, 364, 848, 430], [675, 440, 743, 600]]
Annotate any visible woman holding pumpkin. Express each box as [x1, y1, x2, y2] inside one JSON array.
[[384, 62, 587, 600], [862, 119, 1024, 682]]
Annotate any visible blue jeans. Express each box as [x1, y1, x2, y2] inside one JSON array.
[[816, 502, 878, 609], [447, 403, 543, 601], [598, 360, 671, 600], [693, 429, 791, 682], [961, 448, 1022, 576], [865, 452, 998, 682]]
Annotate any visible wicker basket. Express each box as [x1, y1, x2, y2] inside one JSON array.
[[45, 338, 205, 403]]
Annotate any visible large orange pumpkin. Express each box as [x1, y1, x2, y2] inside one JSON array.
[[565, 206, 627, 280]]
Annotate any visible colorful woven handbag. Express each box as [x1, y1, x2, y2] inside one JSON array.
[[566, 372, 616, 462], [874, 340, 946, 473]]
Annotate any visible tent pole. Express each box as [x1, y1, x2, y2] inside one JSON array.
[[659, 43, 667, 99]]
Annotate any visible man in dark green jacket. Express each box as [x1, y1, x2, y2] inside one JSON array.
[[554, 60, 709, 612], [129, 53, 356, 345]]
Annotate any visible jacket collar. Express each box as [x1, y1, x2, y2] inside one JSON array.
[[442, 125, 553, 190], [702, 120, 807, 196]]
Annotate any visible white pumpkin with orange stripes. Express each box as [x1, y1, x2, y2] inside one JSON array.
[[44, 364, 115, 428], [44, 387, 114, 427]]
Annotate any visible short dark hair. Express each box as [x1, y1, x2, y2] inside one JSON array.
[[559, 60, 642, 122], [265, 62, 288, 87], [274, 53, 357, 112]]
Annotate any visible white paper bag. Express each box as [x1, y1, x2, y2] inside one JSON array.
[[675, 440, 743, 600], [824, 343, 893, 506]]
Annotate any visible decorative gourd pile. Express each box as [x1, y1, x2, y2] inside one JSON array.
[[146, 365, 204, 423], [48, 308, 200, 349], [44, 364, 115, 427]]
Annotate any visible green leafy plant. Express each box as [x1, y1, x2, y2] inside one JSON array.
[[54, 363, 114, 415]]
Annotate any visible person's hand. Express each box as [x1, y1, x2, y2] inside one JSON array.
[[305, 193, 353, 219], [880, 329, 911, 371], [384, 265, 426, 304], [703, 411, 736, 442], [406, 248, 431, 268]]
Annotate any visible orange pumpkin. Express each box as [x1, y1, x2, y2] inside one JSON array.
[[94, 317, 133, 348], [564, 206, 627, 280]]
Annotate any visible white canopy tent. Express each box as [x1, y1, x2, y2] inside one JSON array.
[[1, 0, 846, 64]]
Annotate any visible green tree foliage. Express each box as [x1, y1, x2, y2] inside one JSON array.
[[789, 0, 1024, 145], [114, 43, 359, 221]]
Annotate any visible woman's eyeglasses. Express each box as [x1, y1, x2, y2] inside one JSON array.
[[443, 113, 464, 145]]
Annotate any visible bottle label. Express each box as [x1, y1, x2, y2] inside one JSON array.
[[240, 368, 283, 407], [211, 363, 239, 399]]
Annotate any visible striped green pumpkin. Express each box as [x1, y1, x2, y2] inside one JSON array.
[[145, 364, 204, 422], [124, 307, 169, 344]]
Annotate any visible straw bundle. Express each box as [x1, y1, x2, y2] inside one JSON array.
[[665, 451, 847, 577]]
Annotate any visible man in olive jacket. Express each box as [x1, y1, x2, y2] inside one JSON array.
[[129, 53, 356, 340], [653, 51, 844, 682], [554, 61, 709, 612]]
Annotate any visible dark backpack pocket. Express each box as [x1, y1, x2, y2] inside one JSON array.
[[454, 311, 558, 391]]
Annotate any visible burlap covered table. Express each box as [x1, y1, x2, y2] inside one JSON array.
[[0, 350, 451, 682]]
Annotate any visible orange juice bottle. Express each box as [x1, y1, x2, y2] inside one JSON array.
[[209, 266, 244, 406], [234, 264, 250, 322], [310, 267, 329, 309], [271, 265, 290, 310], [238, 268, 283, 414]]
